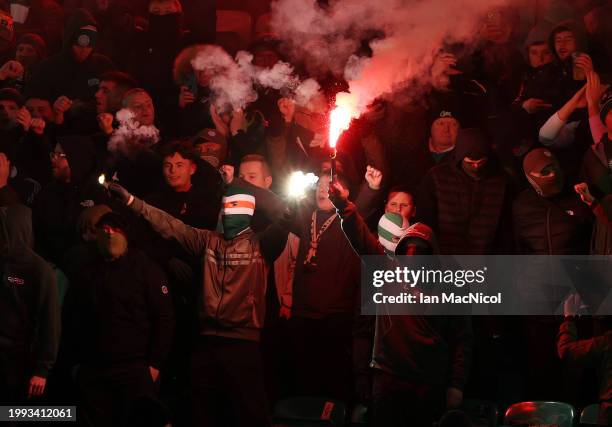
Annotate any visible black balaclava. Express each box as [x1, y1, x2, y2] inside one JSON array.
[[523, 148, 564, 197]]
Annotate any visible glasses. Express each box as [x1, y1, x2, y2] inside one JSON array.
[[49, 152, 67, 160]]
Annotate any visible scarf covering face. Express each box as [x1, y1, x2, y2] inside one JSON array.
[[378, 212, 409, 254], [222, 186, 255, 239]]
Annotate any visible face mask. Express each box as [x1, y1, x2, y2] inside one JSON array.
[[527, 167, 564, 197], [97, 232, 128, 259], [221, 190, 255, 240], [378, 212, 408, 255]]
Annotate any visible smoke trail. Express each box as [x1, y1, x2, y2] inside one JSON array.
[[191, 45, 323, 111], [271, 0, 509, 117], [108, 108, 160, 155]]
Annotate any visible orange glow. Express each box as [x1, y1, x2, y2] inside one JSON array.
[[328, 105, 352, 149]]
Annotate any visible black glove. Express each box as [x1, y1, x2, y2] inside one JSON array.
[[108, 182, 132, 205], [328, 180, 349, 212]]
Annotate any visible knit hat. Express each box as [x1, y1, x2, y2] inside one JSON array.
[[221, 186, 255, 239], [194, 128, 227, 168], [523, 22, 554, 50], [599, 89, 612, 124], [454, 128, 491, 161], [16, 33, 47, 59], [0, 88, 24, 107], [378, 212, 409, 255], [77, 204, 112, 234], [72, 25, 98, 48]]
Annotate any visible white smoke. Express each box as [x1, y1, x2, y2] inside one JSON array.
[[108, 108, 161, 155], [271, 0, 510, 117], [191, 45, 323, 112]]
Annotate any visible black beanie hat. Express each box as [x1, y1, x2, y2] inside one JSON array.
[[454, 128, 491, 161]]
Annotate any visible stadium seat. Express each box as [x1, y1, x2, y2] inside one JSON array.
[[504, 401, 575, 427], [580, 404, 600, 425], [461, 398, 499, 427], [272, 397, 346, 426], [350, 403, 368, 426]]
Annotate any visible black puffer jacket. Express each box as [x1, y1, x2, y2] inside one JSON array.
[[513, 188, 592, 254]]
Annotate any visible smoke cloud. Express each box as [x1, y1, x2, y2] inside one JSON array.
[[108, 108, 161, 155], [271, 0, 510, 117], [191, 45, 323, 112]]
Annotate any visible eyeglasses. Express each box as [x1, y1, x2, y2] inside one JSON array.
[[49, 152, 67, 160]]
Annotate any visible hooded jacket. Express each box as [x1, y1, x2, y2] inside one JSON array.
[[25, 9, 114, 110], [33, 135, 109, 264], [416, 137, 512, 255], [335, 200, 473, 389], [0, 204, 60, 378], [128, 188, 289, 342]]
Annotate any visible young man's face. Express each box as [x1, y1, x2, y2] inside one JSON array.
[[149, 0, 181, 15], [385, 191, 415, 220], [15, 43, 37, 68], [528, 43, 554, 68], [554, 31, 577, 61], [239, 160, 272, 189], [95, 80, 123, 114], [163, 152, 195, 192], [25, 98, 54, 122], [253, 49, 280, 68], [126, 92, 155, 126], [0, 100, 18, 127], [316, 175, 335, 211], [430, 117, 459, 153]]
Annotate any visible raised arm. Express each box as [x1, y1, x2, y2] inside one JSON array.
[[109, 183, 210, 257]]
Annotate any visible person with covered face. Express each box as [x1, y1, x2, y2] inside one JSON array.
[[107, 178, 291, 427], [513, 148, 592, 255], [0, 204, 60, 404], [416, 128, 513, 255], [25, 8, 115, 134], [62, 211, 174, 427], [327, 182, 473, 427]]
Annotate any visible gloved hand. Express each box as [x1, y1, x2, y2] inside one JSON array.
[[328, 180, 349, 212], [108, 182, 132, 205], [167, 257, 194, 283]]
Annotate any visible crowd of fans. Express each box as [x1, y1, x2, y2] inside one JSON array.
[[0, 0, 611, 426]]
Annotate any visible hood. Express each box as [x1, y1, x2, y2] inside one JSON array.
[[0, 204, 35, 261], [452, 128, 491, 165], [57, 135, 96, 184], [62, 8, 98, 51]]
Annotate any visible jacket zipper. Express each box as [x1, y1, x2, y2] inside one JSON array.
[[214, 245, 228, 325]]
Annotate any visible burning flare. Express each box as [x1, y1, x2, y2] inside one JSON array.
[[328, 104, 353, 150], [287, 171, 319, 199]]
